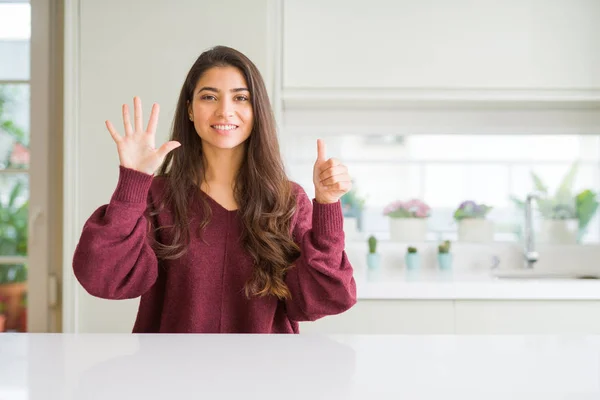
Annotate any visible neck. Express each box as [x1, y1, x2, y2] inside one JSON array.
[[201, 144, 245, 187]]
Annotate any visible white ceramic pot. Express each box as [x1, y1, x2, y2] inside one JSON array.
[[457, 218, 494, 242], [538, 219, 578, 244], [389, 218, 428, 242]]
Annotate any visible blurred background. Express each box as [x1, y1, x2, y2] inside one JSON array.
[[1, 0, 600, 337]]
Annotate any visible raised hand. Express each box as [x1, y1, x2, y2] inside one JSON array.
[[105, 96, 181, 175], [313, 139, 352, 204]]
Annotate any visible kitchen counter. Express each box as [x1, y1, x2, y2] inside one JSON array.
[[1, 333, 599, 399], [346, 241, 600, 300], [355, 268, 600, 300]]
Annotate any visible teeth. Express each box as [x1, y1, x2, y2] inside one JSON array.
[[212, 124, 237, 131]]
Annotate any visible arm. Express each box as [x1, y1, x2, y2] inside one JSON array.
[[72, 167, 159, 300], [284, 187, 357, 322]]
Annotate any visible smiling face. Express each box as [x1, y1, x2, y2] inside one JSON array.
[[188, 66, 254, 152]]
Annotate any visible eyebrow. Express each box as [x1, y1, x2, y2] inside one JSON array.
[[197, 86, 250, 94]]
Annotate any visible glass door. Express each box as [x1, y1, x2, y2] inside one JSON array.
[[0, 0, 31, 333]]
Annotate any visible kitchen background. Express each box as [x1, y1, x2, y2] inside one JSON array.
[[1, 0, 600, 334]]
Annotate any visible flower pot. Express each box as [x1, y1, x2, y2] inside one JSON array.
[[0, 314, 6, 332], [405, 253, 420, 270], [390, 218, 427, 242], [0, 282, 26, 331], [457, 218, 494, 242], [19, 307, 27, 332], [438, 253, 453, 270], [366, 253, 381, 269], [539, 219, 578, 244]]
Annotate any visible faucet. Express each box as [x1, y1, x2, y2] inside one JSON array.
[[524, 191, 543, 268]]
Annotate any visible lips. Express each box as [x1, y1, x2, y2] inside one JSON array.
[[211, 124, 238, 131]]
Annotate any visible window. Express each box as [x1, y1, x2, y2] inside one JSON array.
[[285, 133, 600, 243], [0, 1, 31, 333]]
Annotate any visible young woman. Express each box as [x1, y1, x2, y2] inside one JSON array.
[[72, 45, 357, 333]]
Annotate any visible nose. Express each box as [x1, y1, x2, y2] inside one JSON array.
[[215, 98, 235, 118]]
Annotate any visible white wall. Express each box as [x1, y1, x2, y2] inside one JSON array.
[[69, 0, 273, 333]]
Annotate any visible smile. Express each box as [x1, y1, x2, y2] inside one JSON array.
[[211, 124, 238, 131]]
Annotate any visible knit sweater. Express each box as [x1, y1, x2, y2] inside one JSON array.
[[72, 166, 357, 333]]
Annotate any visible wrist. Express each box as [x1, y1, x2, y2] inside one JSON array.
[[314, 196, 337, 205]]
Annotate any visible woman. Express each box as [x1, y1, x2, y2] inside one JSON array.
[[72, 45, 357, 333]]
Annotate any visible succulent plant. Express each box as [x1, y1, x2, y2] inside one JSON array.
[[438, 240, 451, 254], [341, 185, 366, 213], [368, 235, 377, 254], [407, 246, 417, 254]]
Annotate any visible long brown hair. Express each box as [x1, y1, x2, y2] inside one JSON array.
[[152, 45, 300, 300]]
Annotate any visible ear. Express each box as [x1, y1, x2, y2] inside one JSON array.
[[187, 100, 193, 121]]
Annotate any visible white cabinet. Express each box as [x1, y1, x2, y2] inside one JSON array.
[[283, 0, 600, 91], [301, 299, 600, 334], [454, 300, 600, 334], [299, 300, 454, 334]]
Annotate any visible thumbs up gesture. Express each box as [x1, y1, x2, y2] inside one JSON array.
[[313, 139, 352, 204]]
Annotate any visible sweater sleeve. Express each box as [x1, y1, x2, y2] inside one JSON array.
[[72, 166, 159, 300], [284, 186, 357, 322]]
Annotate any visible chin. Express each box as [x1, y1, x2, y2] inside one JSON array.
[[201, 136, 249, 150]]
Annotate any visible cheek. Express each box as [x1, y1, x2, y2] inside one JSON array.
[[241, 106, 254, 124], [194, 105, 211, 120]]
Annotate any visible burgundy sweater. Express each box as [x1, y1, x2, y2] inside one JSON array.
[[72, 167, 357, 333]]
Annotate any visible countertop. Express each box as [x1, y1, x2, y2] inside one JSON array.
[[1, 333, 600, 399], [354, 268, 600, 300]]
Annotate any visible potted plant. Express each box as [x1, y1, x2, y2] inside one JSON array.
[[405, 246, 420, 270], [366, 235, 381, 269], [0, 179, 29, 331], [454, 200, 494, 242], [383, 198, 431, 242], [437, 240, 452, 270], [510, 161, 599, 244], [341, 185, 367, 239]]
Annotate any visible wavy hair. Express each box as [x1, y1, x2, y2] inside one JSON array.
[[152, 45, 300, 300]]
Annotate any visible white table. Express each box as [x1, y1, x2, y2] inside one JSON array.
[[1, 333, 599, 399]]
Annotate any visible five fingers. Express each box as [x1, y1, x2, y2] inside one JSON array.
[[106, 97, 160, 143]]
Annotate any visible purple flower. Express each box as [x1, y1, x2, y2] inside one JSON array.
[[454, 200, 492, 220]]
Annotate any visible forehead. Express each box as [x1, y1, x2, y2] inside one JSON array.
[[195, 66, 248, 88]]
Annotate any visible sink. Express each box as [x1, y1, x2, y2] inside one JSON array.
[[492, 269, 600, 280]]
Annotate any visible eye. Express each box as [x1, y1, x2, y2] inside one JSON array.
[[201, 95, 217, 101], [235, 95, 249, 102]]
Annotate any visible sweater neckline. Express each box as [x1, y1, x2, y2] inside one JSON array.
[[198, 189, 239, 213]]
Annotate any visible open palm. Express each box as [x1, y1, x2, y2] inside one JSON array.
[[105, 96, 181, 175]]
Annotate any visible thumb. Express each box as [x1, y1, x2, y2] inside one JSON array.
[[157, 141, 181, 159], [316, 139, 326, 162]]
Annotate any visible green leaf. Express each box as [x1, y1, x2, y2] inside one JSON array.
[[554, 161, 579, 205], [576, 189, 599, 232], [531, 172, 548, 194], [8, 180, 23, 208], [509, 195, 525, 209]]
